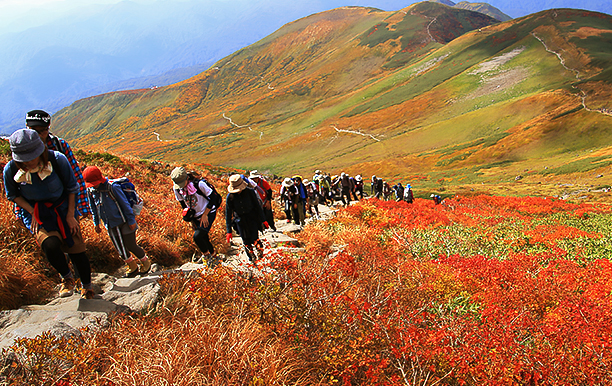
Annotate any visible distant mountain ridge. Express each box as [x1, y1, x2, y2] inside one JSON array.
[[54, 3, 612, 185], [428, 0, 512, 20]]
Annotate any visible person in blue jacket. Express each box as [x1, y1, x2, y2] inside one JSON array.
[[84, 166, 150, 277], [3, 129, 94, 298]]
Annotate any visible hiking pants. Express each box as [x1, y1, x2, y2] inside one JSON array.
[[108, 223, 145, 261], [194, 210, 217, 255]]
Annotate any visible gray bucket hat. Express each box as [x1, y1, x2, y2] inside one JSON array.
[[10, 128, 45, 162]]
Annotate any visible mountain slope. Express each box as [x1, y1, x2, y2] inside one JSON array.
[[53, 3, 612, 188], [428, 0, 512, 21]]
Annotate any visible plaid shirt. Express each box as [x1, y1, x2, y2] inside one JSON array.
[[13, 134, 91, 227]]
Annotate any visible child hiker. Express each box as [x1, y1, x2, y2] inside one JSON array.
[[84, 166, 151, 277]]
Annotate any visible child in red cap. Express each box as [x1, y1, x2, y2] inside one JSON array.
[[84, 166, 150, 277]]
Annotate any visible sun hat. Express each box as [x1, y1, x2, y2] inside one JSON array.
[[228, 174, 247, 193], [83, 166, 107, 188], [303, 178, 309, 184], [282, 177, 294, 187], [9, 128, 45, 163], [25, 110, 51, 127], [292, 175, 302, 181], [249, 170, 262, 179], [170, 167, 188, 189], [355, 174, 362, 181], [315, 170, 321, 174]]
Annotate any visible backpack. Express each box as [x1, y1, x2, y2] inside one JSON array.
[[108, 177, 144, 216], [187, 172, 222, 208]]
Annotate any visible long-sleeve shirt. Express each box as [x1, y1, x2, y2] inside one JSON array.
[[13, 134, 90, 225], [88, 181, 136, 229], [4, 151, 78, 230]]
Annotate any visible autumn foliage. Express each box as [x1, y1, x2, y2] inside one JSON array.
[[4, 191, 612, 384]]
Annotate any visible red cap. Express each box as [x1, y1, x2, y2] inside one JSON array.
[[83, 166, 107, 188]]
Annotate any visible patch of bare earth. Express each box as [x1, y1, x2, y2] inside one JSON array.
[[574, 27, 612, 39], [461, 46, 529, 100]]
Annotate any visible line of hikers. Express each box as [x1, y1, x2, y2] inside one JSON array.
[[2, 109, 440, 300]]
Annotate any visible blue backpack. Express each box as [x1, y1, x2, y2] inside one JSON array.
[[108, 177, 144, 217]]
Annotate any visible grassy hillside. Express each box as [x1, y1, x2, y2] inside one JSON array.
[[52, 3, 612, 194]]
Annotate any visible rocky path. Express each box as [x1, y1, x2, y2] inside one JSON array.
[[0, 204, 339, 352]]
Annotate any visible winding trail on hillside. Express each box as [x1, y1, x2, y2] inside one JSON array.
[[532, 33, 612, 117], [331, 125, 381, 142], [426, 17, 438, 43], [223, 113, 264, 139]]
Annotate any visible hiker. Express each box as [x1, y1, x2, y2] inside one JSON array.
[[292, 175, 307, 225], [171, 167, 221, 263], [431, 194, 442, 205], [21, 110, 90, 219], [349, 175, 359, 202], [394, 183, 404, 202], [279, 177, 294, 223], [249, 170, 276, 231], [339, 172, 352, 207], [84, 166, 151, 277], [225, 174, 268, 262], [303, 178, 320, 219], [372, 175, 383, 199], [3, 129, 94, 299], [354, 175, 364, 199], [314, 171, 330, 205], [383, 181, 393, 201], [404, 184, 414, 203]]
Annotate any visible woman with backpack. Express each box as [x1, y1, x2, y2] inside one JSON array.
[[171, 167, 221, 264], [3, 129, 94, 298], [225, 174, 268, 262], [84, 166, 150, 277]]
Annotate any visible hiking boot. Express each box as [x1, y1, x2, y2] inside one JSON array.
[[124, 257, 139, 278], [81, 288, 95, 299], [59, 278, 75, 298], [139, 256, 151, 274]]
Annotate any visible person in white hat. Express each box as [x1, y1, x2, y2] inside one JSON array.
[[171, 167, 222, 263], [225, 174, 268, 262], [404, 184, 414, 203], [279, 177, 296, 223]]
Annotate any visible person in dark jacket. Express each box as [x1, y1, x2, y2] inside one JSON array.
[[84, 166, 150, 277], [225, 174, 268, 262]]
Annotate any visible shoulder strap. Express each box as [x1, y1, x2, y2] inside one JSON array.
[[108, 182, 127, 223], [47, 150, 69, 189]]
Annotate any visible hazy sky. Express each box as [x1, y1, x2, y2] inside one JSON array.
[[0, 0, 610, 35]]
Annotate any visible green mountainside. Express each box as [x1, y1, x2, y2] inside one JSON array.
[[54, 2, 612, 190]]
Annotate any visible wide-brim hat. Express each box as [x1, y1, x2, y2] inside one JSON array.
[[355, 175, 362, 181], [9, 128, 45, 163], [249, 170, 261, 179], [83, 166, 107, 188], [171, 167, 188, 189], [228, 174, 247, 193], [282, 177, 294, 187]]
